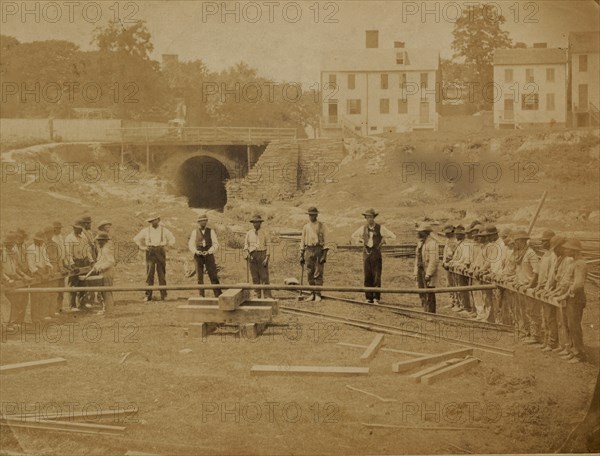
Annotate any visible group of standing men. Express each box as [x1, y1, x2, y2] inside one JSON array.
[[1, 216, 116, 323]]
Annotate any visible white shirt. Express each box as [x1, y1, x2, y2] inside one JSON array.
[[26, 243, 52, 273], [244, 229, 270, 252], [188, 228, 219, 255], [133, 225, 176, 249]]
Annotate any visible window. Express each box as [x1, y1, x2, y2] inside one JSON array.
[[366, 30, 378, 48], [546, 93, 555, 111], [521, 93, 539, 110], [370, 126, 377, 131], [396, 52, 404, 64], [579, 54, 588, 72], [328, 74, 337, 87], [348, 74, 355, 90], [526, 68, 534, 83], [380, 98, 390, 114], [398, 98, 408, 114], [399, 73, 407, 88], [504, 69, 513, 83], [381, 74, 388, 89], [347, 99, 361, 115], [420, 73, 428, 89], [546, 68, 555, 82]]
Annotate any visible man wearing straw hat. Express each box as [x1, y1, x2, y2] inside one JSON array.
[[299, 207, 328, 302], [188, 213, 222, 297], [414, 223, 439, 313], [243, 214, 272, 298], [351, 209, 396, 304], [134, 215, 176, 302]]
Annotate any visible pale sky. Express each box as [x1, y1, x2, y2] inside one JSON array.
[[2, 0, 598, 85]]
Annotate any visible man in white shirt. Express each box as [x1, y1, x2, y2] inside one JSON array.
[[187, 213, 221, 297], [133, 215, 176, 301], [243, 214, 271, 298], [299, 207, 328, 302], [351, 209, 396, 304], [91, 232, 116, 315], [65, 222, 95, 311]]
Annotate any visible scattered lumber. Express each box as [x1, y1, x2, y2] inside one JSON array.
[[15, 407, 137, 422], [345, 385, 397, 402], [0, 358, 66, 374], [362, 422, 486, 431], [420, 357, 480, 385], [407, 359, 461, 384], [360, 334, 385, 361], [1, 417, 125, 435], [392, 348, 473, 373], [218, 288, 250, 311], [250, 365, 369, 376], [337, 342, 427, 357]]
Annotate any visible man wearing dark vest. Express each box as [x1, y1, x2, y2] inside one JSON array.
[[351, 209, 396, 303], [188, 213, 222, 297]]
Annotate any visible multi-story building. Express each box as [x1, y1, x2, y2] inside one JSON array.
[[320, 30, 440, 136], [569, 32, 599, 127], [493, 46, 568, 129]]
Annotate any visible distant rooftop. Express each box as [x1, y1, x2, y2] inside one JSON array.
[[569, 31, 600, 53], [493, 48, 567, 65], [321, 48, 439, 72]]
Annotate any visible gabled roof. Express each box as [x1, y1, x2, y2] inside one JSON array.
[[569, 31, 600, 53], [321, 49, 439, 72], [493, 48, 567, 65]]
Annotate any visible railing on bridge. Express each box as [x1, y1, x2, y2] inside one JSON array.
[[108, 126, 297, 145]]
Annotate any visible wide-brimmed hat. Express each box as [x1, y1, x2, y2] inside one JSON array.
[[541, 229, 556, 241], [95, 232, 111, 241], [439, 224, 454, 235], [98, 220, 112, 229], [466, 224, 482, 234], [483, 225, 498, 235], [416, 223, 433, 232], [454, 225, 466, 235], [81, 216, 92, 223], [196, 213, 208, 222], [512, 230, 530, 241], [33, 232, 45, 242], [549, 235, 566, 249], [146, 215, 160, 223], [307, 207, 319, 215], [52, 221, 62, 229], [3, 232, 17, 244], [562, 239, 582, 251], [362, 208, 378, 218], [249, 214, 264, 223], [72, 222, 84, 230]]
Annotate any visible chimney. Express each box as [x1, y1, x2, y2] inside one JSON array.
[[533, 42, 547, 48], [366, 30, 379, 49], [394, 41, 405, 48]]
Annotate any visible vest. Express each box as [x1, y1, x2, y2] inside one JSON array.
[[195, 227, 213, 250], [363, 224, 382, 251]]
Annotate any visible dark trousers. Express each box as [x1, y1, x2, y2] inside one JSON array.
[[565, 293, 586, 359], [248, 250, 271, 298], [417, 267, 436, 313], [194, 253, 221, 297], [363, 250, 382, 301], [305, 246, 324, 294], [69, 259, 91, 307], [456, 273, 472, 311], [6, 291, 27, 324], [146, 247, 167, 299]]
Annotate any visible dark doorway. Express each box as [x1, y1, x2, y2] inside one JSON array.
[[177, 156, 229, 209]]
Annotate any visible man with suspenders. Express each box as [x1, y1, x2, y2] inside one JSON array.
[[188, 213, 222, 297], [133, 215, 176, 302]]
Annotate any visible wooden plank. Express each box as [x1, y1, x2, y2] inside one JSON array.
[[421, 358, 479, 385], [392, 348, 473, 373], [16, 408, 137, 421], [251, 365, 369, 376], [187, 297, 218, 305], [360, 334, 385, 361], [0, 358, 66, 374], [337, 342, 427, 357], [188, 322, 218, 338], [362, 422, 485, 431], [1, 418, 125, 435], [345, 385, 397, 402], [407, 359, 461, 383], [178, 305, 272, 324], [218, 288, 250, 311]]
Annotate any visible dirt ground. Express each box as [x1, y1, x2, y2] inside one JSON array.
[[1, 129, 599, 455]]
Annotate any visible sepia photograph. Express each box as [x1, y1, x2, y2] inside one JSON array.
[[0, 1, 599, 454]]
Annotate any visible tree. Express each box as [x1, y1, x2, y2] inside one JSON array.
[[451, 5, 512, 108], [91, 20, 153, 60]]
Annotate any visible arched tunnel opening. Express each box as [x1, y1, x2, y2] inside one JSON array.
[[176, 155, 230, 209]]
